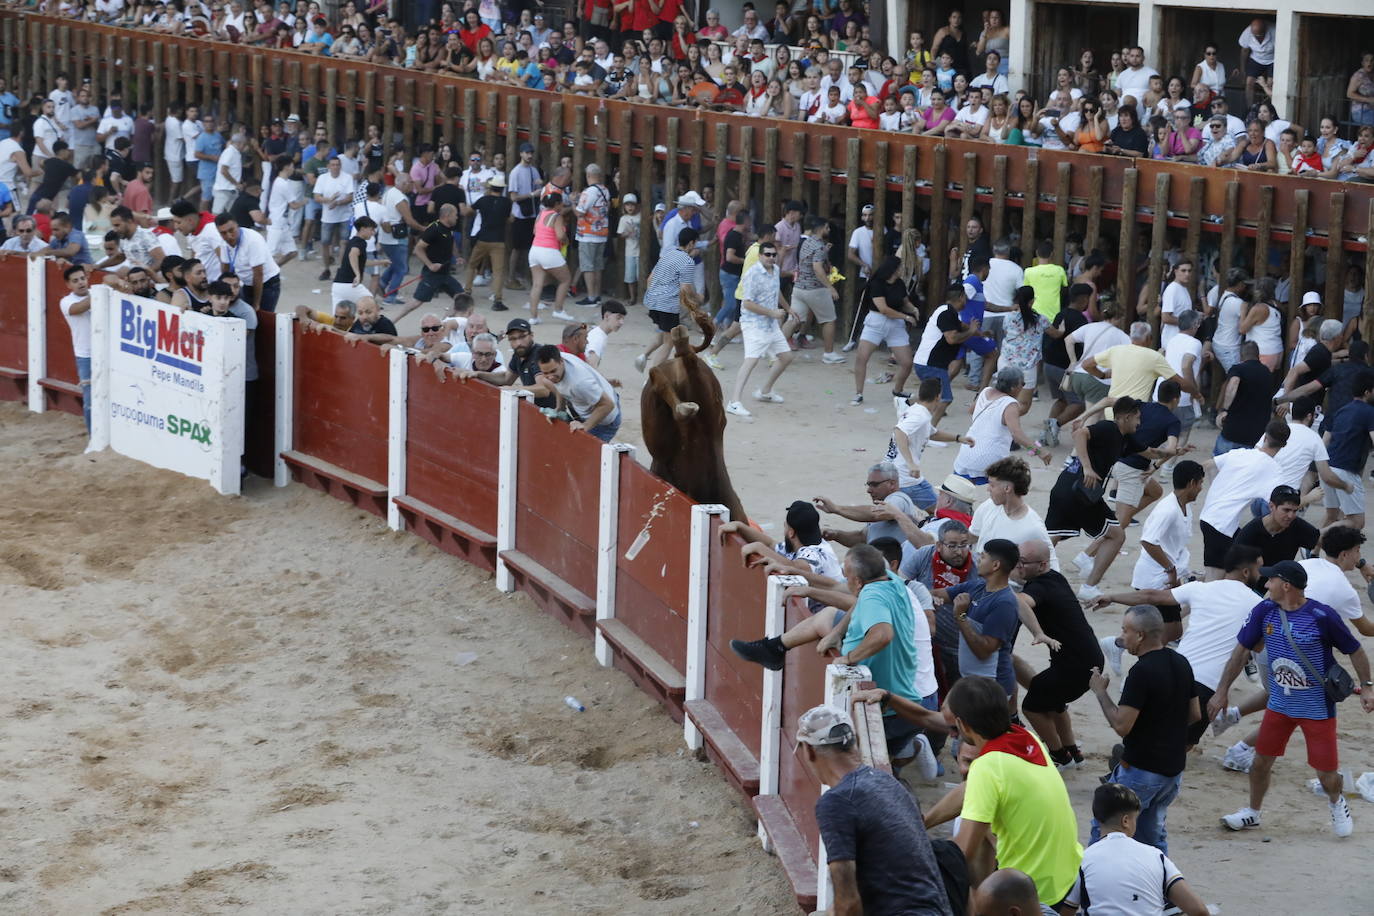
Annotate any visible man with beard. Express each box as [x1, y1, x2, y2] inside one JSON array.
[[459, 317, 555, 409], [344, 295, 399, 344], [170, 257, 211, 312]]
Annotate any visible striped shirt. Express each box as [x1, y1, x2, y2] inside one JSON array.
[[645, 248, 696, 314]]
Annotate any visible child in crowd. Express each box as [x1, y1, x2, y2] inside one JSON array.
[[585, 299, 626, 369], [617, 194, 641, 306]]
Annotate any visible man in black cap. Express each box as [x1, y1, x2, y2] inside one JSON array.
[[458, 317, 554, 409], [1210, 559, 1374, 838], [718, 501, 844, 599], [507, 141, 543, 292]]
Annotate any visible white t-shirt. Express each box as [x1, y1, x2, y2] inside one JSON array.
[[1213, 290, 1246, 351], [1159, 332, 1202, 409], [213, 145, 243, 193], [550, 355, 619, 425], [96, 113, 133, 151], [1132, 492, 1193, 588], [953, 104, 989, 131], [1299, 557, 1363, 621], [617, 213, 639, 258], [1064, 831, 1185, 915], [970, 499, 1061, 570], [888, 402, 934, 487], [1238, 24, 1275, 65], [913, 304, 950, 364], [1067, 320, 1130, 373], [1117, 65, 1159, 116], [32, 115, 61, 160], [905, 580, 940, 699], [970, 72, 1008, 95], [268, 174, 303, 226], [1159, 281, 1193, 349], [586, 325, 609, 361], [819, 73, 853, 103], [163, 116, 184, 162], [190, 221, 225, 282], [370, 185, 408, 245], [182, 119, 203, 163], [1274, 422, 1329, 490], [313, 172, 356, 224], [219, 226, 281, 286], [1199, 448, 1280, 537], [1171, 578, 1261, 690], [848, 225, 874, 278], [0, 137, 23, 188], [59, 291, 92, 358], [983, 258, 1024, 308]]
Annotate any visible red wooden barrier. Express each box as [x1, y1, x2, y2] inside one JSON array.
[[603, 456, 695, 718], [687, 530, 768, 797], [0, 255, 26, 401], [397, 363, 500, 572], [284, 327, 389, 515], [41, 260, 82, 417], [503, 398, 603, 636]]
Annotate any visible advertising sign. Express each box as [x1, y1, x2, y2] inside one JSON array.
[[89, 286, 246, 495]]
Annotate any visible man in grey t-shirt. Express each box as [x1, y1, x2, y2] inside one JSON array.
[[814, 461, 920, 547]]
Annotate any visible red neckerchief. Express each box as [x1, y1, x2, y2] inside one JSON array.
[[978, 724, 1048, 766], [935, 507, 973, 526], [930, 547, 972, 589]]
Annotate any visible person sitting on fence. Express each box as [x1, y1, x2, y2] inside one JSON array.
[[798, 704, 959, 916], [718, 500, 844, 601], [532, 343, 621, 442], [813, 461, 921, 549], [344, 295, 398, 344]]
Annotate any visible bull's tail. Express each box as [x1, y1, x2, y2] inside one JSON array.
[[678, 287, 715, 353]]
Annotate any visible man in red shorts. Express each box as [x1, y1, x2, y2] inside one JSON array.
[[1208, 560, 1374, 837]]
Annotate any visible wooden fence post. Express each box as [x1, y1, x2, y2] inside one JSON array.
[[928, 144, 949, 307], [1117, 169, 1138, 329], [1051, 161, 1071, 267], [1085, 166, 1104, 253], [990, 155, 1007, 243], [900, 145, 917, 243], [1253, 184, 1273, 281], [764, 127, 780, 225], [817, 135, 833, 227], [958, 153, 977, 266], [1218, 181, 1239, 286], [1184, 177, 1204, 299], [1145, 173, 1171, 340], [664, 117, 680, 217], [1324, 191, 1346, 319], [843, 136, 861, 336], [1289, 189, 1309, 328], [738, 125, 754, 209], [791, 130, 806, 206], [638, 112, 657, 284], [573, 104, 588, 183], [1020, 158, 1038, 268]]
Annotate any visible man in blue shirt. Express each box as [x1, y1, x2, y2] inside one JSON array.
[[0, 76, 18, 140], [1209, 560, 1373, 837], [955, 256, 998, 390], [193, 115, 224, 212], [946, 538, 1021, 698], [1321, 371, 1374, 531]]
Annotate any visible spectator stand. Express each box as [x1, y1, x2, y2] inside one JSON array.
[[0, 254, 28, 401]]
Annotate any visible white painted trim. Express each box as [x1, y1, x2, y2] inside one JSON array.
[[272, 313, 294, 487], [757, 573, 805, 850], [495, 387, 530, 593], [595, 442, 636, 666], [684, 502, 728, 750], [26, 256, 46, 413], [815, 662, 873, 912], [386, 347, 408, 531], [87, 285, 110, 451]]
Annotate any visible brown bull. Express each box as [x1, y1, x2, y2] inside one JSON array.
[[640, 289, 748, 523]]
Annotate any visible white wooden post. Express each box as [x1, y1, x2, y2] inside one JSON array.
[[815, 662, 874, 912], [595, 442, 636, 666], [386, 347, 408, 531], [758, 573, 806, 851], [495, 387, 529, 593], [684, 502, 728, 750], [25, 256, 46, 413], [86, 285, 110, 451], [272, 312, 294, 487]]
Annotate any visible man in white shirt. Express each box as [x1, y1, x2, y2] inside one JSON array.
[[1197, 421, 1287, 580], [1274, 397, 1343, 495], [982, 238, 1023, 338], [1115, 46, 1159, 120], [1124, 460, 1205, 647], [265, 156, 306, 264], [846, 205, 875, 282], [886, 378, 969, 511], [1301, 526, 1374, 637], [48, 74, 75, 128], [95, 99, 133, 152], [1208, 97, 1248, 140], [970, 52, 1008, 96], [212, 133, 247, 215], [819, 59, 854, 104], [311, 155, 356, 281], [215, 213, 282, 312], [732, 9, 769, 41], [171, 198, 224, 283], [945, 94, 990, 140], [32, 98, 62, 163], [58, 263, 95, 435], [533, 343, 621, 442], [180, 104, 203, 200], [1238, 18, 1275, 109], [1158, 260, 1195, 348], [1159, 309, 1203, 452], [163, 102, 186, 187], [0, 215, 45, 252], [970, 456, 1060, 570]]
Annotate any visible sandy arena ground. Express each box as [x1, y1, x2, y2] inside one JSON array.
[[4, 257, 1374, 913]]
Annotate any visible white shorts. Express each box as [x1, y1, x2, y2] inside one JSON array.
[[212, 188, 237, 215], [166, 158, 184, 183], [529, 245, 566, 270], [332, 281, 371, 306], [266, 225, 297, 258], [742, 324, 790, 359], [1322, 468, 1366, 516], [860, 312, 910, 348]]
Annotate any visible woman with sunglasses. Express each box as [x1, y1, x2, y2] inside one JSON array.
[[1191, 45, 1226, 108]]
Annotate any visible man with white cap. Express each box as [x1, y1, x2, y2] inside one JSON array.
[[798, 703, 954, 916], [847, 203, 875, 285], [1278, 307, 1340, 399], [659, 190, 711, 295]]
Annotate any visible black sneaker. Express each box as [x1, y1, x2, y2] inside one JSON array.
[[491, 300, 509, 311], [729, 638, 785, 671], [1066, 743, 1085, 767], [317, 268, 331, 281], [1049, 747, 1073, 769]]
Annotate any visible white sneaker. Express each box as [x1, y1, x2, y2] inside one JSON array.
[[1220, 806, 1262, 831], [634, 353, 647, 373], [1211, 705, 1241, 737], [1073, 551, 1094, 579], [1222, 741, 1254, 773], [473, 275, 490, 287], [841, 340, 858, 352], [912, 733, 939, 780], [725, 401, 752, 417], [1331, 796, 1354, 837], [1077, 583, 1103, 604], [754, 389, 784, 404], [703, 354, 724, 370], [821, 352, 846, 365], [1309, 770, 1355, 797], [1098, 635, 1124, 677], [527, 317, 542, 326], [552, 309, 577, 321]]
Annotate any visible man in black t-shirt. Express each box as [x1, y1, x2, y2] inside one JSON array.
[[1279, 314, 1340, 397], [463, 174, 513, 311], [227, 180, 264, 232], [1041, 283, 1091, 446], [397, 203, 462, 321], [346, 295, 399, 344], [1015, 539, 1105, 769], [1110, 381, 1184, 528], [1217, 341, 1276, 452], [915, 283, 976, 422], [1088, 604, 1197, 853], [31, 140, 77, 210], [1046, 396, 1141, 602], [1234, 484, 1319, 565]]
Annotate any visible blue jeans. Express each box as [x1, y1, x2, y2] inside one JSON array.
[[715, 269, 740, 325], [590, 412, 622, 442], [1091, 763, 1181, 853], [902, 478, 937, 510], [76, 355, 92, 435], [1213, 433, 1245, 456], [380, 242, 409, 299], [914, 364, 953, 401]]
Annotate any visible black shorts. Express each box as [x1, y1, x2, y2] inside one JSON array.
[[649, 309, 681, 333], [512, 217, 535, 250], [1044, 472, 1117, 541], [1244, 57, 1273, 79], [1200, 520, 1233, 570], [1022, 660, 1096, 714], [413, 269, 462, 302], [1187, 682, 1214, 746]]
